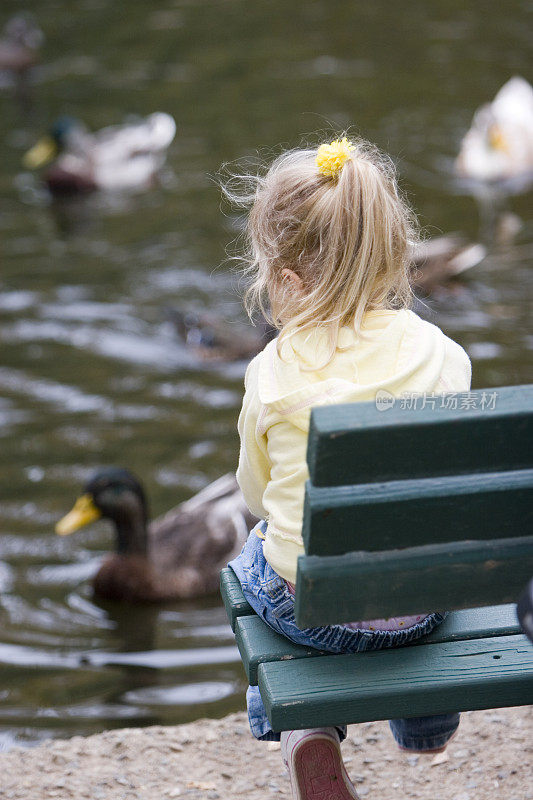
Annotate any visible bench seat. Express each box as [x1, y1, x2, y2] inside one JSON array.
[[258, 633, 533, 730], [221, 567, 523, 683], [221, 567, 533, 730]]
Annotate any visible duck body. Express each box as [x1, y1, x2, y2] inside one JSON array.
[[167, 307, 277, 362], [455, 76, 533, 189], [0, 14, 43, 75], [24, 113, 176, 195], [410, 236, 486, 295], [57, 469, 256, 603]]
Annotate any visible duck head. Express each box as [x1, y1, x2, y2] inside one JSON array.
[[23, 116, 82, 169], [56, 468, 149, 556]]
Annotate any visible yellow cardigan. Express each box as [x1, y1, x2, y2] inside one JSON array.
[[237, 310, 471, 583]]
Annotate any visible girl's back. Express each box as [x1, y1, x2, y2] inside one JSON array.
[[238, 307, 469, 584], [226, 135, 468, 800]]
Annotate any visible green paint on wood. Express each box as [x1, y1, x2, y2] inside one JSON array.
[[235, 615, 321, 684], [220, 567, 253, 631], [307, 385, 533, 487], [259, 633, 533, 731], [424, 604, 520, 643], [295, 536, 533, 626], [234, 604, 521, 684], [303, 470, 533, 555]]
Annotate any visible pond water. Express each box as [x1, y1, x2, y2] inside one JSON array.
[[0, 0, 532, 749]]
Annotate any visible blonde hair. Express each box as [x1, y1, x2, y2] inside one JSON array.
[[224, 137, 418, 365]]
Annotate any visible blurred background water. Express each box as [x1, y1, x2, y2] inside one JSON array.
[[0, 0, 532, 750]]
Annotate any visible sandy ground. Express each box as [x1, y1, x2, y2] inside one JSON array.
[[0, 707, 531, 800]]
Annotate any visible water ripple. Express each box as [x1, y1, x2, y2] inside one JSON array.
[[27, 561, 101, 589], [85, 645, 240, 669], [0, 366, 114, 416], [0, 291, 39, 312], [0, 642, 239, 670], [2, 320, 196, 371], [0, 367, 164, 421], [123, 681, 235, 706]]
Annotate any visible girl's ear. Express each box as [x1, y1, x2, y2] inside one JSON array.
[[280, 268, 303, 292]]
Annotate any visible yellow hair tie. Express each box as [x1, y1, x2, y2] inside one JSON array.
[[316, 137, 355, 178]]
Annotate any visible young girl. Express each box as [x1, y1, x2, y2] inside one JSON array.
[[227, 136, 470, 800]]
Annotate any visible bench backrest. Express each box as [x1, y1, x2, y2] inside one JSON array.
[[294, 385, 533, 627]]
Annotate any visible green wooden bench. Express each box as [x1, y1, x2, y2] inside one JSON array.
[[221, 385, 533, 733]]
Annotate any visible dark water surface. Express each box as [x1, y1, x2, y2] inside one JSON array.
[[1, 0, 532, 749]]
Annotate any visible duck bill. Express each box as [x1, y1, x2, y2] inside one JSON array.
[[56, 494, 101, 535], [23, 136, 58, 169], [488, 125, 509, 153]]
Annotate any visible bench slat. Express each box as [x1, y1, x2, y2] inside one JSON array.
[[220, 567, 253, 631], [307, 385, 533, 487], [303, 470, 533, 555], [423, 604, 521, 642], [235, 604, 521, 684], [295, 536, 533, 626], [235, 616, 318, 684], [259, 633, 533, 731]]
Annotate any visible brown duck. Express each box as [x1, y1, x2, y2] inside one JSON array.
[[410, 235, 486, 295], [56, 468, 255, 602], [167, 306, 277, 362]]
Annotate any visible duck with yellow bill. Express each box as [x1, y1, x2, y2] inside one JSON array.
[[23, 113, 176, 195], [455, 76, 533, 191], [56, 468, 255, 602]]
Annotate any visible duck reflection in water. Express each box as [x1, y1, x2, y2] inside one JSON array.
[[0, 13, 43, 83]]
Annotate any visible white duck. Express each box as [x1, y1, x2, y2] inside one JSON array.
[[455, 76, 533, 189], [23, 113, 176, 195]]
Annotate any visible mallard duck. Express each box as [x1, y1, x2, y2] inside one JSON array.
[[410, 236, 486, 295], [0, 13, 43, 76], [166, 307, 277, 361], [22, 113, 176, 195], [56, 468, 256, 602], [455, 76, 533, 189]]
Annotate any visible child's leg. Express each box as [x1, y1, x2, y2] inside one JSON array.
[[281, 728, 360, 800], [248, 685, 359, 798], [246, 685, 281, 741], [389, 713, 460, 754]]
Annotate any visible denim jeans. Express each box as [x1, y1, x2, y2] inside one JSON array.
[[228, 523, 460, 750]]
